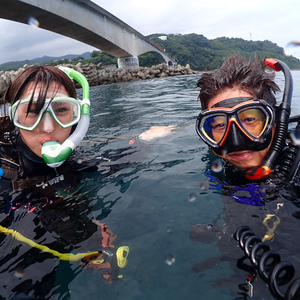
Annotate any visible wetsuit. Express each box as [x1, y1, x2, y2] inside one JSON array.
[[0, 137, 126, 299], [191, 134, 300, 299]]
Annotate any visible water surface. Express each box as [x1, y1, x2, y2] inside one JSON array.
[[1, 71, 300, 299]]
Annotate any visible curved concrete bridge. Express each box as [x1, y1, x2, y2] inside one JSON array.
[[0, 0, 175, 68]]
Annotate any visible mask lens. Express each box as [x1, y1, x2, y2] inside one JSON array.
[[201, 113, 228, 144], [237, 107, 268, 138], [12, 98, 81, 130], [12, 100, 41, 129], [51, 99, 80, 127], [197, 101, 273, 147]]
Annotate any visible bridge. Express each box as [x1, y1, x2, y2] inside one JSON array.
[[0, 0, 175, 68]]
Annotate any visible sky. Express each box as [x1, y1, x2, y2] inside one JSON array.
[[0, 0, 300, 64]]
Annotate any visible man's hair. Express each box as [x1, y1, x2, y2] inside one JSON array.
[[196, 53, 280, 109]]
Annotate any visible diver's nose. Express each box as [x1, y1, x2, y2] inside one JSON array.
[[229, 123, 246, 147], [40, 112, 55, 133], [221, 122, 250, 153]]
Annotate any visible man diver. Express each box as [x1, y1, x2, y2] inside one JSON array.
[[195, 53, 299, 182], [193, 54, 300, 299]]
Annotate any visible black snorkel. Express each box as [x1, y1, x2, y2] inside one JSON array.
[[245, 58, 293, 180]]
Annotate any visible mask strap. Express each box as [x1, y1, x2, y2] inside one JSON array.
[[212, 97, 253, 108]]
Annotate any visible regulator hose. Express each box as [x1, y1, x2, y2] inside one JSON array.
[[277, 140, 299, 181], [234, 226, 300, 299], [286, 120, 300, 181], [274, 115, 300, 181]]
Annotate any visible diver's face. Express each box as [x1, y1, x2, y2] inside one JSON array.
[[208, 89, 273, 169], [18, 82, 72, 158]]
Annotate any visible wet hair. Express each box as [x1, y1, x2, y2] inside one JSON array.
[[196, 53, 280, 109], [4, 65, 77, 110]]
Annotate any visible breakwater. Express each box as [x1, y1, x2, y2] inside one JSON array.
[[0, 63, 199, 97]]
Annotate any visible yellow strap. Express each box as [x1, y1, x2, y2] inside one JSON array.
[[0, 225, 99, 261]]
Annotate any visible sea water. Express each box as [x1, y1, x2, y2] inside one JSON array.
[[1, 71, 300, 299], [70, 71, 300, 299]]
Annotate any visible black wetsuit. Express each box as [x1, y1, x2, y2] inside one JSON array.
[[191, 137, 300, 299], [0, 137, 123, 299], [0, 135, 95, 191]]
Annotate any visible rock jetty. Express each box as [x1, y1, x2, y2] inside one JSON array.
[[0, 63, 199, 98]]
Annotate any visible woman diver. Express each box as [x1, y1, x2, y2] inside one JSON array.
[[0, 64, 177, 190], [0, 65, 129, 299], [0, 64, 92, 190]]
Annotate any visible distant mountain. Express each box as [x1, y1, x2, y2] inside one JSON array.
[[31, 52, 91, 62], [0, 52, 91, 71]]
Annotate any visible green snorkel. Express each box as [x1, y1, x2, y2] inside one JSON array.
[[41, 67, 90, 168]]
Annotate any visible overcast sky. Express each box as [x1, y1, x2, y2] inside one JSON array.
[[0, 0, 300, 64]]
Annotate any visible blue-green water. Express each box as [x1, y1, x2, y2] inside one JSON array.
[[1, 72, 300, 299]]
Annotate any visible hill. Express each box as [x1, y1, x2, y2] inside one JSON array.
[[1, 34, 299, 71], [146, 34, 300, 70]]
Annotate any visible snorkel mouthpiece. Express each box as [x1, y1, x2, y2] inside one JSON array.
[[42, 67, 90, 168], [42, 140, 73, 168]]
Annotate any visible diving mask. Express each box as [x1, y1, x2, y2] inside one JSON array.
[[196, 98, 275, 155], [11, 97, 81, 131]]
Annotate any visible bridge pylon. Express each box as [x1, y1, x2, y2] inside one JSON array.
[[117, 56, 139, 69]]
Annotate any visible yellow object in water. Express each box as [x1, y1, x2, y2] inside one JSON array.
[[116, 246, 130, 268], [262, 214, 280, 242]]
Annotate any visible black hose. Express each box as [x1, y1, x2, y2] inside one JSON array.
[[245, 59, 293, 180], [234, 226, 300, 299], [262, 59, 292, 171], [277, 141, 300, 181]]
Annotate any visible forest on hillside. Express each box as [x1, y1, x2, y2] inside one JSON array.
[[146, 34, 300, 70], [1, 33, 300, 71]]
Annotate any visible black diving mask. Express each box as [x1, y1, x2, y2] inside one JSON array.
[[196, 97, 275, 155]]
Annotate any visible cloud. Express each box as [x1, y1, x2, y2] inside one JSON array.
[[0, 20, 96, 64], [93, 0, 300, 56], [0, 0, 300, 64]]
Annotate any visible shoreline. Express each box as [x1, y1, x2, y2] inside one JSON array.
[[0, 63, 199, 98]]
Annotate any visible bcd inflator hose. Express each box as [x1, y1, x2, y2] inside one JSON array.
[[234, 226, 300, 299]]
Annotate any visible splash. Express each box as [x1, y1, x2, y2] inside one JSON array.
[[165, 255, 175, 265], [290, 127, 300, 145], [283, 41, 300, 57], [28, 16, 40, 29], [187, 193, 197, 202], [211, 158, 223, 172]]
